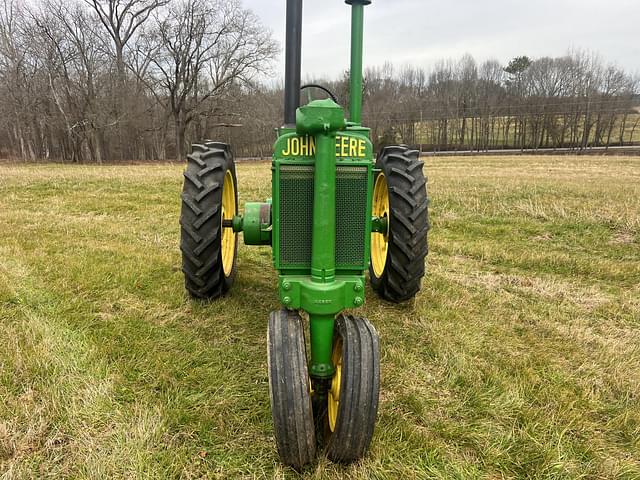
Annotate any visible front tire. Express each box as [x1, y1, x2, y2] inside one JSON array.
[[325, 314, 380, 463], [370, 145, 429, 302], [180, 142, 238, 299], [267, 310, 317, 470]]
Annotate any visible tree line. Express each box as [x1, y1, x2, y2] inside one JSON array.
[[183, 52, 640, 158], [1, 0, 638, 162], [0, 0, 277, 162], [359, 54, 639, 153]]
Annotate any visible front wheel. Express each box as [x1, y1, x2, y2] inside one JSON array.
[[267, 310, 316, 470], [325, 314, 380, 463]]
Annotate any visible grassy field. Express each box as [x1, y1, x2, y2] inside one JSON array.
[[0, 156, 639, 479]]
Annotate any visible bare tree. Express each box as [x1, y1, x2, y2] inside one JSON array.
[[31, 0, 112, 162], [147, 0, 277, 159], [0, 0, 40, 159], [83, 0, 168, 80]]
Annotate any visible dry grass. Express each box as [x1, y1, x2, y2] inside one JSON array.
[[0, 155, 639, 479]]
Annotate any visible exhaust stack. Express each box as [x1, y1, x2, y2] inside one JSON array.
[[283, 0, 303, 127]]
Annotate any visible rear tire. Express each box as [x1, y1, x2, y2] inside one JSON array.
[[180, 142, 238, 299], [370, 145, 429, 302], [325, 314, 380, 463], [267, 310, 316, 470]]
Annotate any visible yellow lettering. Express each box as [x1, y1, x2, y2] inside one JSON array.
[[349, 137, 358, 158], [341, 136, 349, 157], [284, 135, 364, 158]]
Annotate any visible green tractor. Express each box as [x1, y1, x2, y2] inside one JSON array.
[[179, 0, 429, 469]]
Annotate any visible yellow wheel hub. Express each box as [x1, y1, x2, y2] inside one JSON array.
[[371, 173, 390, 277], [328, 338, 343, 432], [221, 170, 236, 276]]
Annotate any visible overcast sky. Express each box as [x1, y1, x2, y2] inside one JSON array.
[[244, 0, 640, 81]]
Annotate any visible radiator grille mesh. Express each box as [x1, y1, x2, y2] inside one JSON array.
[[279, 165, 314, 266], [279, 164, 368, 269]]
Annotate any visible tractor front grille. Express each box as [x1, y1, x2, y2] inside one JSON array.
[[279, 164, 368, 269]]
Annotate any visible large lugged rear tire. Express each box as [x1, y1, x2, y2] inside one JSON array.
[[370, 145, 429, 303], [325, 314, 380, 463], [180, 142, 238, 299], [267, 310, 316, 470]]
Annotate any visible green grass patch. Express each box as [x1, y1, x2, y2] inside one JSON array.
[[1, 157, 639, 478]]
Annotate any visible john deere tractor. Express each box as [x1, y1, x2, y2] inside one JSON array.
[[179, 0, 429, 469]]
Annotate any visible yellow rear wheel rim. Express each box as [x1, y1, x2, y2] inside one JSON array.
[[371, 173, 390, 277], [328, 338, 343, 432], [221, 170, 236, 277]]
